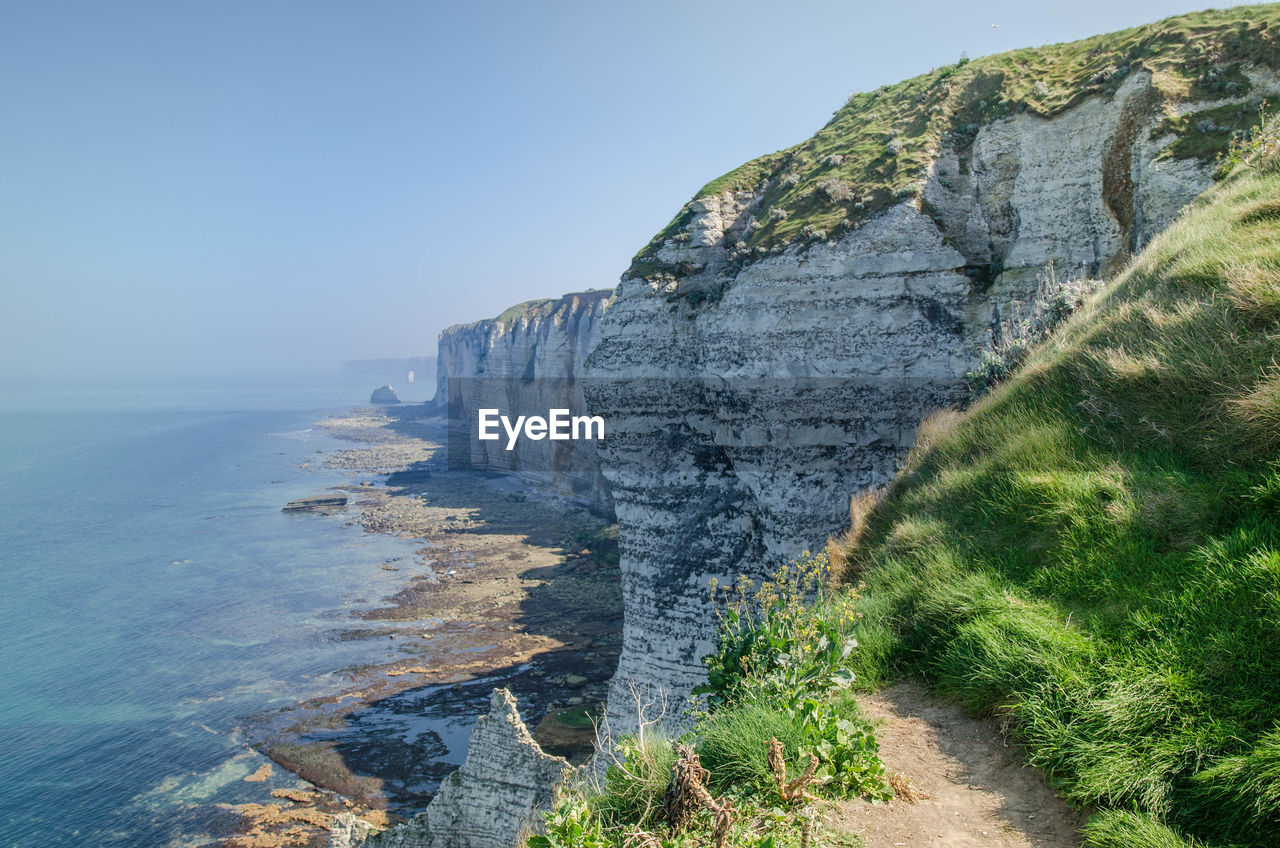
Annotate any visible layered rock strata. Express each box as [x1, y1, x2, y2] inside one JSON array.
[[585, 66, 1280, 729], [341, 689, 569, 848], [434, 290, 613, 513]]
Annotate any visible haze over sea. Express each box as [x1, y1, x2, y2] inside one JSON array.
[[0, 376, 434, 846]]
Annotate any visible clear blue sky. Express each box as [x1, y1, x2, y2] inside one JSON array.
[[0, 0, 1263, 380]]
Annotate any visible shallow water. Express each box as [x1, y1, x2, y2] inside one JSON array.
[[0, 380, 440, 846]]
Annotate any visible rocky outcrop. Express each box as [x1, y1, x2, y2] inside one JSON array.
[[330, 814, 377, 848], [370, 385, 401, 405], [339, 689, 569, 848], [585, 63, 1280, 729], [282, 494, 348, 513], [433, 290, 614, 513]]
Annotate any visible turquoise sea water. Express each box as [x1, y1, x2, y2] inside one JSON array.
[[0, 379, 439, 846]]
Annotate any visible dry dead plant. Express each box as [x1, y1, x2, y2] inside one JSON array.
[[887, 772, 927, 803], [621, 827, 663, 848], [767, 737, 820, 803], [594, 680, 669, 765], [586, 680, 673, 826], [661, 744, 735, 847]]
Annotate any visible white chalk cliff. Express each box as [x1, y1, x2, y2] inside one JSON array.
[[338, 689, 569, 848], [357, 12, 1280, 845], [585, 64, 1280, 729], [434, 290, 614, 512]]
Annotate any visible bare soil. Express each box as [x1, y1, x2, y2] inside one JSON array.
[[826, 681, 1086, 848]]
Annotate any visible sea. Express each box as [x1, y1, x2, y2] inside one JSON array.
[[0, 375, 446, 846]]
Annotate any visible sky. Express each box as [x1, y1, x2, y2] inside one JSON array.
[[0, 0, 1268, 381]]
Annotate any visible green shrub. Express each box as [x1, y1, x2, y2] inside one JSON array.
[[527, 793, 608, 848], [788, 693, 891, 800], [1215, 105, 1280, 179], [700, 550, 861, 709], [696, 696, 805, 796], [695, 551, 891, 803], [696, 693, 890, 804]]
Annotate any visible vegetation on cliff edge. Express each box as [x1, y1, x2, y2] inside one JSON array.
[[826, 114, 1280, 847], [628, 3, 1280, 280], [526, 552, 891, 848], [442, 289, 613, 333]]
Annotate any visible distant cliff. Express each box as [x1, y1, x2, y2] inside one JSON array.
[[584, 6, 1280, 727], [432, 289, 614, 513]]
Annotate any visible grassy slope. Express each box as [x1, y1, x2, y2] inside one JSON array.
[[628, 4, 1280, 279], [836, 143, 1280, 845]]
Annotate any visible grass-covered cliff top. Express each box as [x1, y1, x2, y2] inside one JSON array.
[[830, 120, 1280, 847], [628, 3, 1280, 279], [443, 288, 613, 334]]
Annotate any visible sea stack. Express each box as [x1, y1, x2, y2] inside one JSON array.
[[369, 384, 400, 405]]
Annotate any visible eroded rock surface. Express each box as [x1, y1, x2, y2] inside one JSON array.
[[371, 385, 401, 405], [584, 68, 1280, 730], [341, 689, 569, 848]]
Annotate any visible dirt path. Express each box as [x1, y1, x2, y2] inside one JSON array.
[[826, 681, 1086, 848]]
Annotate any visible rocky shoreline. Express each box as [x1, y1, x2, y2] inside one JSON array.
[[220, 405, 622, 847]]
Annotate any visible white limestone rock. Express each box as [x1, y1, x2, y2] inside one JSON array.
[[432, 290, 614, 512], [584, 67, 1280, 733], [341, 689, 570, 848]]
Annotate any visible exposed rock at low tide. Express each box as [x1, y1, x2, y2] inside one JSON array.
[[370, 385, 401, 405], [282, 494, 349, 512]]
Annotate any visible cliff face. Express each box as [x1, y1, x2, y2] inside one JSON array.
[[585, 11, 1280, 728], [434, 290, 614, 512], [340, 689, 569, 848]]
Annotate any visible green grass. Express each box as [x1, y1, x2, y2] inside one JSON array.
[[592, 731, 678, 829], [1083, 810, 1205, 848], [466, 289, 611, 327], [554, 706, 599, 730], [627, 3, 1280, 279], [695, 695, 811, 798], [494, 297, 556, 325], [833, 132, 1280, 846]]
